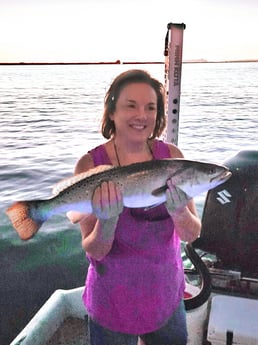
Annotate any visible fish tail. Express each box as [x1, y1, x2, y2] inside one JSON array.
[[6, 201, 44, 240]]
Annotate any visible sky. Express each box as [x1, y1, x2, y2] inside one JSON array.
[[1, 0, 258, 63]]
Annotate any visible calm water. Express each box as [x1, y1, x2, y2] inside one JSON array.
[[0, 62, 257, 342], [1, 63, 257, 229]]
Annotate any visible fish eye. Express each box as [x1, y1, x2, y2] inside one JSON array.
[[209, 167, 217, 175]]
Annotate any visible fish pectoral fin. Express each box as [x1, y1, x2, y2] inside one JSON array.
[[152, 185, 168, 196], [52, 165, 114, 195]]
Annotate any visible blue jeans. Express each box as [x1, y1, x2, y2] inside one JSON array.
[[87, 300, 188, 345]]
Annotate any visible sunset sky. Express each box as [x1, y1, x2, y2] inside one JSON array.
[[1, 0, 257, 63]]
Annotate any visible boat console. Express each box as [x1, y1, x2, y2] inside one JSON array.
[[195, 150, 258, 276], [184, 151, 258, 344], [186, 150, 258, 306]]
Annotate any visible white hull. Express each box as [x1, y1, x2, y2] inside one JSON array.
[[11, 284, 208, 345]]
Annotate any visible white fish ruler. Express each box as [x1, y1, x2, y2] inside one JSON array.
[[164, 23, 185, 146]]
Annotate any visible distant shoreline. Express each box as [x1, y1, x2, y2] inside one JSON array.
[[0, 59, 257, 66]]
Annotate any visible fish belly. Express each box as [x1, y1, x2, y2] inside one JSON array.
[[48, 199, 93, 217], [123, 193, 166, 208]]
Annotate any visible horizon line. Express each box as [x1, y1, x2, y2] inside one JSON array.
[[0, 59, 258, 66]]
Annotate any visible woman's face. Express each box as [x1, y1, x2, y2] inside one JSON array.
[[110, 83, 158, 143]]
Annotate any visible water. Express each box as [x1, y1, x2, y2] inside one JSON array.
[[179, 63, 257, 161], [1, 63, 257, 224], [0, 62, 257, 342]]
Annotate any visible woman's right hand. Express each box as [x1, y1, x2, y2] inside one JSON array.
[[67, 181, 123, 223], [77, 181, 123, 260], [92, 181, 123, 220]]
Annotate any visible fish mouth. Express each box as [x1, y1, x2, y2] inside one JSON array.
[[211, 169, 232, 183]]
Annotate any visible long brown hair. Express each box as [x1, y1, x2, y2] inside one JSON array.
[[101, 69, 166, 139]]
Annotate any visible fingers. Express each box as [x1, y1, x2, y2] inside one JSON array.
[[92, 181, 123, 219], [66, 211, 87, 224], [165, 178, 191, 215]]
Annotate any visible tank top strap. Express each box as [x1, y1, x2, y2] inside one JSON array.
[[88, 144, 111, 166], [152, 139, 171, 159], [89, 140, 170, 166]]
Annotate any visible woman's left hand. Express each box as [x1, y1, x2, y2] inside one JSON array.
[[165, 177, 201, 242], [165, 178, 191, 215]]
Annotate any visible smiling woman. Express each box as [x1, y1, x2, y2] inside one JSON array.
[[62, 69, 202, 345]]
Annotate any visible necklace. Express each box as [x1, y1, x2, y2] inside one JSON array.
[[113, 139, 153, 167]]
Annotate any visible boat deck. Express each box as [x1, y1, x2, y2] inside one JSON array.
[[11, 285, 209, 345], [46, 317, 88, 345], [46, 317, 145, 345]]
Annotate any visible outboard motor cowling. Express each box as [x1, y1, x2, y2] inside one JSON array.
[[193, 150, 258, 278]]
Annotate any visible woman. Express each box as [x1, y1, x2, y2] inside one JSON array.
[[68, 69, 201, 345]]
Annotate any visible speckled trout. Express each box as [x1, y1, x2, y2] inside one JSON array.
[[6, 158, 231, 240]]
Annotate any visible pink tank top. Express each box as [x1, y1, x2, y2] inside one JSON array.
[[83, 139, 185, 334]]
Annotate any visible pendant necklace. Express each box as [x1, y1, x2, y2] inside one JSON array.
[[113, 139, 121, 166], [113, 139, 153, 167]]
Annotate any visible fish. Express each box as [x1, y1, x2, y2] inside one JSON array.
[[6, 158, 232, 240]]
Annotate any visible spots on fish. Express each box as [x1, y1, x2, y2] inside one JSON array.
[[6, 158, 231, 240]]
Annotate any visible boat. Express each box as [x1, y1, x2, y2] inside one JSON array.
[[9, 284, 208, 345], [10, 23, 258, 345]]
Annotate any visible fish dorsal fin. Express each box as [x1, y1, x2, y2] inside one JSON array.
[[52, 165, 114, 195]]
